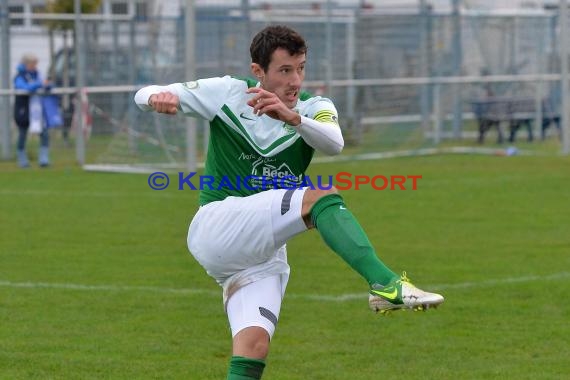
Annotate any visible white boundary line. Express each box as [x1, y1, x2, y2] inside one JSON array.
[[0, 281, 219, 297], [1, 272, 568, 302], [81, 146, 544, 175]]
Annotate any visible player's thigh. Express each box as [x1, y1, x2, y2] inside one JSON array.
[[269, 187, 309, 247], [226, 274, 284, 339], [187, 193, 274, 272], [187, 189, 307, 272]]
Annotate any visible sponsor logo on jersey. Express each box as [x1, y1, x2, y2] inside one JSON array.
[[250, 158, 303, 188], [238, 153, 277, 162]]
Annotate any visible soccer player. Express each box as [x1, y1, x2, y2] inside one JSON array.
[[135, 25, 443, 380]]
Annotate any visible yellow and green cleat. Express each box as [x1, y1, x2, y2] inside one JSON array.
[[369, 272, 444, 314]]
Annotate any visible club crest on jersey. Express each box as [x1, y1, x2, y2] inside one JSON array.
[[282, 124, 296, 134], [182, 81, 199, 90]]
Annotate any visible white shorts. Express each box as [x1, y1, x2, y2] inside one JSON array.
[[187, 188, 308, 306]]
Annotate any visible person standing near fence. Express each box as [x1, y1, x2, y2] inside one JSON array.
[[135, 25, 444, 379], [13, 53, 52, 168]]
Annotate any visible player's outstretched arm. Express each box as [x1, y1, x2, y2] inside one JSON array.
[[134, 85, 180, 114], [148, 92, 179, 115]]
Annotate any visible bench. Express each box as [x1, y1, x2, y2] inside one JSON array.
[[470, 97, 560, 144]]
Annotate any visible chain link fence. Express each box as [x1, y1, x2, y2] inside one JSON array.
[[1, 0, 568, 171]]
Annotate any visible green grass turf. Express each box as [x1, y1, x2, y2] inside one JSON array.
[[1, 151, 569, 379]]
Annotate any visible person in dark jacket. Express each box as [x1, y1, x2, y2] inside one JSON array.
[[13, 53, 52, 167]]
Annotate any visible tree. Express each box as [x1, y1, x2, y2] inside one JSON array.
[[44, 0, 102, 79], [43, 0, 102, 144], [45, 0, 102, 31]]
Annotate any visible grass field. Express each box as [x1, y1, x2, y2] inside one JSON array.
[[1, 144, 569, 379]]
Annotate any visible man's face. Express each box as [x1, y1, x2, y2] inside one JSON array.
[[25, 61, 38, 72], [255, 48, 306, 109]]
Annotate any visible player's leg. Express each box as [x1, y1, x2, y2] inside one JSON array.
[[226, 275, 284, 380], [187, 191, 297, 379], [301, 187, 397, 285], [302, 187, 444, 313], [16, 125, 30, 168]]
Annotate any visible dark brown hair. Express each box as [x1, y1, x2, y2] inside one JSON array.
[[250, 25, 308, 72]]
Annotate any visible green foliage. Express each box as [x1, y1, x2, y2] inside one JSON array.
[[1, 153, 569, 379], [45, 0, 102, 31]]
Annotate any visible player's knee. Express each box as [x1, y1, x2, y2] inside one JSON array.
[[233, 327, 271, 359], [305, 186, 338, 203], [235, 337, 269, 359], [250, 339, 270, 359], [301, 186, 339, 222], [305, 186, 338, 204], [321, 185, 339, 196]]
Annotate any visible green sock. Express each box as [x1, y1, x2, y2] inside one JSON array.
[[226, 356, 266, 380], [310, 194, 397, 286]]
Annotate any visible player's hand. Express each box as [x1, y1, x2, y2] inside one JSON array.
[[149, 92, 179, 115], [246, 87, 301, 126]]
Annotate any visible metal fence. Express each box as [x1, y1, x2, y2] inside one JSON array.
[[0, 0, 568, 171]]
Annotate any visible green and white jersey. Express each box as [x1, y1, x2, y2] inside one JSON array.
[[175, 76, 339, 205]]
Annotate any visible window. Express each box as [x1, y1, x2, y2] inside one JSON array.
[[8, 5, 24, 26], [111, 2, 128, 15], [135, 2, 148, 21]]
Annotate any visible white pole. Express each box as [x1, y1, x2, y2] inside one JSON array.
[[325, 0, 333, 98], [346, 18, 355, 126], [185, 0, 197, 171], [534, 80, 543, 141], [0, 0, 11, 160], [561, 0, 570, 154], [451, 0, 463, 139], [74, 0, 85, 165], [534, 20, 545, 140], [419, 0, 430, 138], [433, 84, 441, 144]]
